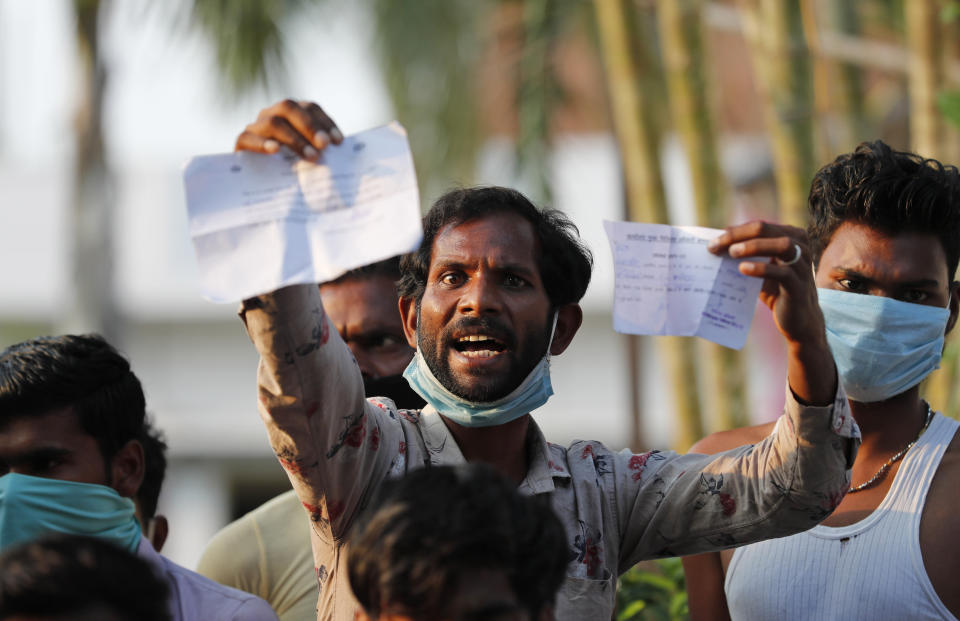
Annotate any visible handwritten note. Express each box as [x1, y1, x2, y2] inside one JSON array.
[[603, 221, 763, 349], [183, 122, 423, 303]]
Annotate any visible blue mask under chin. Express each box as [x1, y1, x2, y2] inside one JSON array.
[[403, 314, 557, 427]]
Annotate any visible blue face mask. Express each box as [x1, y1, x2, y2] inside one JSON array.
[[0, 473, 141, 553], [403, 316, 557, 427], [818, 288, 951, 403]]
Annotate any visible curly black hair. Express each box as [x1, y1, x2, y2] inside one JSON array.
[[808, 140, 960, 278], [0, 534, 170, 621], [348, 464, 568, 619]]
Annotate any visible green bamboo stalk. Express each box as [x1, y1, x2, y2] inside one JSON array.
[[658, 0, 749, 432], [595, 0, 705, 450], [907, 0, 957, 417], [739, 0, 817, 226]]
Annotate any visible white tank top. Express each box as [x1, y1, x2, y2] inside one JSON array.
[[725, 413, 959, 621]]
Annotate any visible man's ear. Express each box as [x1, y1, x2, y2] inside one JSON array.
[[147, 515, 169, 553], [550, 304, 583, 356], [947, 281, 960, 335], [110, 438, 145, 500], [399, 296, 418, 349]]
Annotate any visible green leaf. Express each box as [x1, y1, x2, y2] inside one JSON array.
[[617, 600, 647, 621]]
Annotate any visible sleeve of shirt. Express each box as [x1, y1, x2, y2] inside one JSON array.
[[614, 382, 859, 571], [239, 284, 404, 541]]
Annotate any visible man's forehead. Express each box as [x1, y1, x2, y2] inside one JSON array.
[[819, 221, 948, 281], [430, 214, 540, 268], [0, 407, 82, 448], [320, 276, 402, 326]]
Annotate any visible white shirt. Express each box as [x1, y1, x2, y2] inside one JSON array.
[[137, 537, 280, 621]]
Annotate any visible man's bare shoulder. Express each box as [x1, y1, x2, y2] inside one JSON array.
[[689, 421, 778, 455], [919, 420, 960, 616]]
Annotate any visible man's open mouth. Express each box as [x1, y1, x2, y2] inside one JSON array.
[[452, 334, 506, 359]]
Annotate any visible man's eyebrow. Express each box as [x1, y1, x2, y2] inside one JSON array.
[[835, 267, 941, 288], [430, 259, 537, 277]]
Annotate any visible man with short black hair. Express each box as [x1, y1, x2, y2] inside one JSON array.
[[232, 99, 859, 620], [684, 141, 960, 620], [348, 464, 567, 621], [0, 334, 279, 621]]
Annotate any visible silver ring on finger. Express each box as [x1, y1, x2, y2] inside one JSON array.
[[781, 243, 802, 266]]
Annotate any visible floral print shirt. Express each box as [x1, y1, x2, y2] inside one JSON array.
[[240, 284, 860, 621]]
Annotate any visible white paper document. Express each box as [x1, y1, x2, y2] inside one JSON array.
[[603, 221, 764, 349], [183, 122, 423, 303]]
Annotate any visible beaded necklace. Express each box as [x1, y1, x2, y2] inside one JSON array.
[[848, 402, 934, 494]]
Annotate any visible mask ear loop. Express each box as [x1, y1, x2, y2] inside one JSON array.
[[545, 311, 559, 361]]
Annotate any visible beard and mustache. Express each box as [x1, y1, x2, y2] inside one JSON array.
[[416, 313, 553, 403]]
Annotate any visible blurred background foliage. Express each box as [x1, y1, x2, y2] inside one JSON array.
[[64, 1, 960, 617]]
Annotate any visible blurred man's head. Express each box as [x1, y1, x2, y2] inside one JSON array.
[[0, 335, 145, 553], [321, 257, 412, 380], [135, 421, 169, 552], [0, 335, 145, 497], [396, 187, 591, 406], [807, 141, 960, 402], [0, 534, 170, 621], [320, 257, 424, 409], [348, 464, 568, 621]]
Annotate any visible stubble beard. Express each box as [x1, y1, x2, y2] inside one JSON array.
[[416, 314, 552, 403]]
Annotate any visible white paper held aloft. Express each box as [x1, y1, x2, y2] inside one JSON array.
[[603, 220, 763, 349], [183, 122, 422, 303]]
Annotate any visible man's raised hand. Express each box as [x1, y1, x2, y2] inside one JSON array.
[[235, 99, 344, 161], [708, 221, 836, 405]]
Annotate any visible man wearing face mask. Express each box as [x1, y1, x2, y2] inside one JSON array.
[[0, 334, 279, 621], [198, 257, 423, 621], [231, 99, 859, 621], [684, 140, 960, 621]]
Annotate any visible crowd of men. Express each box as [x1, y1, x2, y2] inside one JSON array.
[[0, 96, 958, 621]]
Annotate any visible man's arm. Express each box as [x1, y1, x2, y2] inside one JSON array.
[[241, 286, 404, 541], [681, 425, 774, 621], [234, 101, 403, 539], [614, 222, 858, 565]]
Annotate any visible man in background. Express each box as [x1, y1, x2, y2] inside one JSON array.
[[136, 421, 169, 552], [0, 334, 279, 621], [198, 257, 423, 621], [684, 141, 960, 620], [348, 464, 567, 621]]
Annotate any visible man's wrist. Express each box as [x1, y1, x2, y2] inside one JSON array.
[[786, 338, 837, 406]]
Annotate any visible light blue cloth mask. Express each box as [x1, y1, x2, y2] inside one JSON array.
[[0, 473, 141, 553], [818, 288, 951, 403], [403, 316, 557, 427]]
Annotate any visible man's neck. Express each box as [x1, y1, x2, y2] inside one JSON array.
[[848, 386, 930, 456], [441, 414, 531, 485]]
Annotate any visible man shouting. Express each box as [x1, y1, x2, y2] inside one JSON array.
[[232, 99, 859, 620]]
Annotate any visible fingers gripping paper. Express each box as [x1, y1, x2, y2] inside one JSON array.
[[603, 221, 763, 349], [183, 122, 423, 303]]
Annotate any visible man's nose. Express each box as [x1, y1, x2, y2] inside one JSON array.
[[457, 274, 503, 315]]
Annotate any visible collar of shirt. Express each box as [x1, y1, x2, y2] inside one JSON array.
[[418, 406, 570, 493]]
